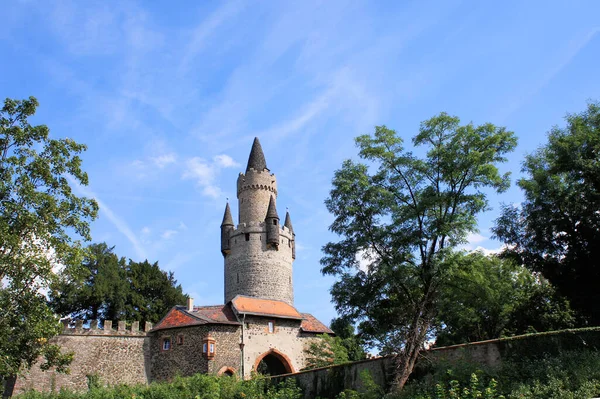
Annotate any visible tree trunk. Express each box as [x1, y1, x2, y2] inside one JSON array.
[[390, 315, 431, 392]]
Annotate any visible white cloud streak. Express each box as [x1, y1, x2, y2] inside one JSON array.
[[69, 178, 147, 260]]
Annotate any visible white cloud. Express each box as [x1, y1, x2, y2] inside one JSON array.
[[182, 154, 239, 199], [161, 230, 178, 239], [151, 153, 177, 168], [68, 178, 147, 260], [178, 222, 188, 230], [214, 154, 239, 168], [141, 226, 151, 235]]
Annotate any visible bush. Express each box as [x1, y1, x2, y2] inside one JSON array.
[[15, 374, 302, 399]]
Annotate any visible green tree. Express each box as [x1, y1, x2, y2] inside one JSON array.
[[50, 243, 188, 325], [123, 258, 188, 324], [321, 114, 517, 391], [0, 97, 98, 379], [435, 251, 575, 346], [330, 318, 367, 362], [50, 243, 128, 321], [493, 101, 600, 324], [303, 333, 349, 370]]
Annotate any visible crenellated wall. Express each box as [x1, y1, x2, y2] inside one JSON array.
[[13, 321, 151, 395]]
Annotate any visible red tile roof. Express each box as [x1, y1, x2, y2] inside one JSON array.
[[153, 308, 205, 330], [192, 305, 239, 324], [231, 295, 303, 319], [300, 313, 334, 334]]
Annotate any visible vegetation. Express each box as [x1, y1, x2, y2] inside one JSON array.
[[15, 374, 304, 399], [321, 114, 517, 390], [50, 242, 188, 325], [0, 97, 98, 379], [435, 251, 575, 346], [493, 101, 600, 325]]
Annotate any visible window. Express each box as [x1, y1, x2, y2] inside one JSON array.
[[203, 336, 216, 360], [245, 233, 250, 241], [268, 321, 275, 333], [177, 335, 184, 345], [237, 273, 239, 283], [162, 338, 171, 351], [273, 220, 277, 225]]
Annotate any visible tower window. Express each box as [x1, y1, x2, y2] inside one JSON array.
[[268, 321, 275, 334], [273, 220, 277, 225], [177, 335, 184, 345], [245, 233, 250, 241], [237, 273, 239, 283], [162, 337, 171, 351]]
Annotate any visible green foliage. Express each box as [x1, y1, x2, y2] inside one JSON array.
[[435, 252, 575, 346], [15, 374, 303, 399], [330, 318, 367, 362], [398, 347, 600, 399], [0, 96, 98, 377], [321, 115, 517, 389], [50, 242, 187, 324], [493, 100, 600, 324], [303, 333, 349, 370], [433, 374, 504, 399]]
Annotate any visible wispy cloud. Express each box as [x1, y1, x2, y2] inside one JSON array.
[[161, 230, 178, 239], [182, 154, 239, 198], [69, 179, 147, 260], [151, 153, 177, 169], [499, 27, 599, 121]]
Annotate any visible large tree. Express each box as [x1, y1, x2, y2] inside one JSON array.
[[0, 97, 98, 380], [321, 114, 517, 391], [50, 243, 188, 325], [435, 251, 575, 346], [493, 101, 600, 325]]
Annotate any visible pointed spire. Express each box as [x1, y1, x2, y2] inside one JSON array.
[[284, 210, 294, 234], [246, 137, 268, 172], [265, 196, 279, 220], [221, 203, 234, 227]]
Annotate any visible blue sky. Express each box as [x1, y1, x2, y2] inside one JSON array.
[[1, 1, 599, 326]]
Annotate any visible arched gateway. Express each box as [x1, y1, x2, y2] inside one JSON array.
[[253, 349, 294, 376]]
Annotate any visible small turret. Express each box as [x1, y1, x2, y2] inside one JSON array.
[[265, 196, 280, 249], [221, 203, 234, 256], [284, 210, 295, 259]]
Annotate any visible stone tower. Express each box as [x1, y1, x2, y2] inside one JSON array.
[[221, 138, 296, 305]]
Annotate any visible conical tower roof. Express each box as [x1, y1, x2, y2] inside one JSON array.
[[284, 210, 294, 234], [246, 137, 268, 172], [265, 196, 279, 219], [221, 203, 234, 226]]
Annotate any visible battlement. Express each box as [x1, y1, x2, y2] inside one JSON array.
[[228, 222, 293, 238], [237, 169, 278, 196], [61, 319, 152, 336]]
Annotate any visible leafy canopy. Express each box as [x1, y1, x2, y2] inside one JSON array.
[[435, 251, 575, 346], [321, 113, 517, 389], [50, 242, 188, 325], [493, 101, 600, 324], [0, 96, 98, 377]]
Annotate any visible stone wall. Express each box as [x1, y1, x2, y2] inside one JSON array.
[[224, 223, 294, 305], [150, 325, 210, 381], [13, 325, 150, 395], [150, 324, 242, 381], [273, 328, 600, 399], [241, 316, 321, 378]]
